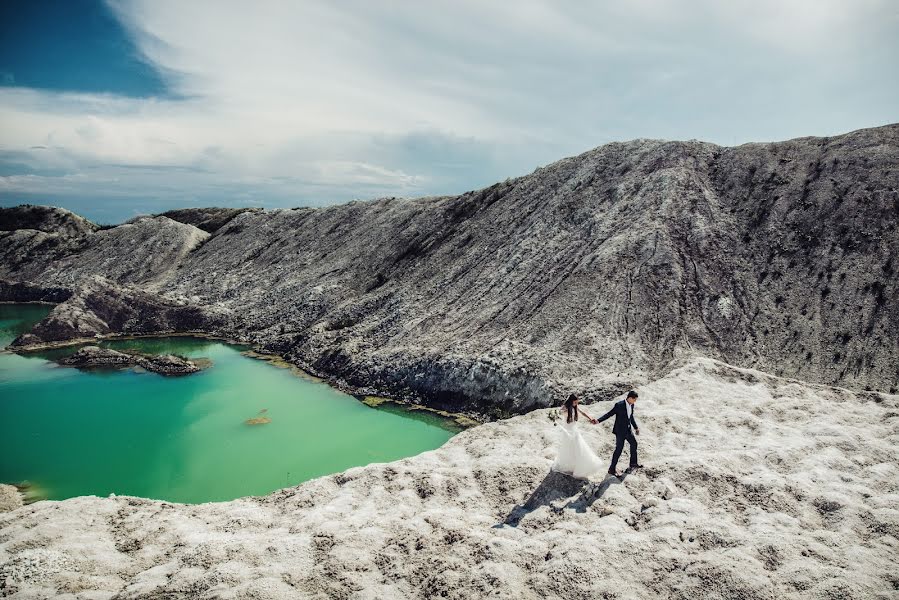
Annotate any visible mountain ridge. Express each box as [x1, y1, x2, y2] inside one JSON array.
[[1, 123, 897, 413]]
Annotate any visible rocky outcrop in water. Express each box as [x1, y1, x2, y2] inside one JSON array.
[[57, 345, 205, 376], [1, 124, 897, 412], [1, 360, 896, 598]]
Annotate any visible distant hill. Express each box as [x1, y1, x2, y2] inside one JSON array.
[[2, 123, 897, 411]]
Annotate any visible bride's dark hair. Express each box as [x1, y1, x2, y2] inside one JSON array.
[[563, 393, 578, 423]]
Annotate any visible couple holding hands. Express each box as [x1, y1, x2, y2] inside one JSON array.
[[552, 391, 642, 479]]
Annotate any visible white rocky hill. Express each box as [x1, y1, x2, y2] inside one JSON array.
[[2, 359, 896, 599]]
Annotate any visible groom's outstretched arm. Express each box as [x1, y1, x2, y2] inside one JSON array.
[[630, 410, 638, 430], [595, 406, 615, 423]]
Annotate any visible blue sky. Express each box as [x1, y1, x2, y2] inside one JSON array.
[[1, 0, 897, 224], [0, 0, 166, 96]]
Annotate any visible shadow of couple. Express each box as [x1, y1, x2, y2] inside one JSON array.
[[497, 469, 628, 528]]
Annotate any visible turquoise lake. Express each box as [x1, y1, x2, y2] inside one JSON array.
[[0, 303, 457, 503]]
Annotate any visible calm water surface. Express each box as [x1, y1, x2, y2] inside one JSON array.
[[0, 304, 457, 503]]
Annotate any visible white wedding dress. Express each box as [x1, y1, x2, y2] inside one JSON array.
[[552, 416, 605, 479]]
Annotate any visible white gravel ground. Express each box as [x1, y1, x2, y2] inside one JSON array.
[[1, 358, 897, 599]]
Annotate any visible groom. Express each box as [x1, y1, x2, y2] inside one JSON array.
[[594, 390, 642, 478]]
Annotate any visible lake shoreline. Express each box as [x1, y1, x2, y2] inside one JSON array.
[[1, 304, 462, 503], [10, 329, 493, 426], [6, 321, 482, 429]]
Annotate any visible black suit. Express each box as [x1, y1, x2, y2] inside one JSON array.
[[596, 399, 638, 473]]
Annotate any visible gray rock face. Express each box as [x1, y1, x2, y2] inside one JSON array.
[[0, 280, 71, 304], [0, 204, 96, 237], [8, 277, 233, 348], [1, 212, 208, 288], [1, 124, 897, 412], [159, 207, 263, 233], [57, 345, 204, 376]]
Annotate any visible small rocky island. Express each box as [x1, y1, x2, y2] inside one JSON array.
[[57, 345, 208, 376]]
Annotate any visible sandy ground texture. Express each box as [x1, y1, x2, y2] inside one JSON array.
[[0, 486, 22, 513], [1, 358, 897, 599]]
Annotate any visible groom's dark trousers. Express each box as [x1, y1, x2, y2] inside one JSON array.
[[609, 430, 638, 474]]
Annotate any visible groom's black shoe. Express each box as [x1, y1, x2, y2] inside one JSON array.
[[607, 470, 621, 478], [625, 463, 643, 473]]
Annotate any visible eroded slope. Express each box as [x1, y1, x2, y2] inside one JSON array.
[[1, 125, 897, 412]]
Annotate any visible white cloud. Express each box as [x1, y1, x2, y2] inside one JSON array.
[[0, 0, 896, 218]]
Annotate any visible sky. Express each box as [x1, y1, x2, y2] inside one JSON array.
[[0, 0, 897, 224]]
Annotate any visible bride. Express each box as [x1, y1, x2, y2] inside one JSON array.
[[552, 394, 605, 479]]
